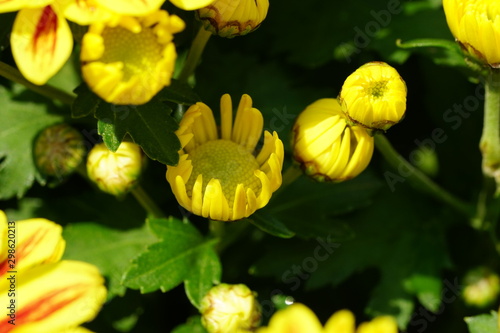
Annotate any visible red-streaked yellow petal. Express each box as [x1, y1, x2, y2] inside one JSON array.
[[0, 260, 106, 333], [11, 6, 73, 85]]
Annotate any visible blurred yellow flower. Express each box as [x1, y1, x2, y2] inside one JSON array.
[[339, 62, 407, 131], [201, 283, 261, 333], [166, 94, 284, 221], [87, 142, 146, 197], [0, 211, 107, 333], [256, 303, 398, 333], [81, 10, 185, 105], [197, 0, 269, 38], [444, 0, 500, 66], [292, 98, 374, 182]]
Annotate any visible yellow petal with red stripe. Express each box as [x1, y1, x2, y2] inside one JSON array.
[[0, 260, 107, 333], [11, 5, 73, 85]]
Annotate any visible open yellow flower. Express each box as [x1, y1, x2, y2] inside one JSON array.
[[339, 62, 407, 131], [197, 0, 269, 38], [256, 303, 398, 333], [292, 98, 374, 182], [444, 0, 500, 66], [166, 94, 284, 221], [0, 0, 114, 85], [81, 10, 185, 105], [0, 211, 107, 333]]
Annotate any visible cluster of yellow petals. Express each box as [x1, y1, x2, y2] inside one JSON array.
[[256, 303, 398, 333], [167, 94, 284, 221], [444, 0, 500, 66], [0, 211, 106, 333], [292, 98, 374, 182]]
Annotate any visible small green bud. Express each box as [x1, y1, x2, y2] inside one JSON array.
[[200, 283, 261, 333], [86, 142, 145, 197], [33, 123, 86, 179], [463, 267, 500, 308]]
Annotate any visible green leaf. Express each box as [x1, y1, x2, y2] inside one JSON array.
[[172, 316, 207, 333], [156, 79, 201, 105], [72, 83, 101, 118], [123, 218, 221, 307], [95, 98, 180, 165], [0, 85, 63, 199], [62, 223, 158, 299], [247, 211, 295, 239], [465, 312, 499, 333]]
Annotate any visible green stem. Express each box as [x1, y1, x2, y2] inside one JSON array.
[[375, 134, 473, 218], [131, 185, 166, 219], [480, 69, 500, 194], [178, 27, 212, 83], [0, 61, 75, 105], [281, 164, 302, 188]]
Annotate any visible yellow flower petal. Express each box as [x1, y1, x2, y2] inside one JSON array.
[[94, 0, 164, 16], [0, 0, 52, 12], [170, 0, 215, 11], [0, 260, 106, 333], [256, 303, 324, 333], [324, 310, 355, 333], [11, 5, 73, 85], [61, 0, 114, 25], [356, 316, 399, 333]]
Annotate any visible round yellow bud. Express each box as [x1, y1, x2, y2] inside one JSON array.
[[339, 62, 407, 131], [292, 98, 374, 182], [86, 142, 145, 196], [200, 283, 261, 333], [196, 0, 269, 38], [34, 123, 86, 179], [443, 0, 500, 67], [463, 267, 500, 308]]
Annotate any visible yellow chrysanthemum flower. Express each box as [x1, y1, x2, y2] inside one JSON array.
[[197, 0, 269, 38], [200, 283, 261, 333], [339, 62, 407, 131], [166, 94, 284, 222], [0, 211, 107, 332], [0, 0, 113, 85], [292, 98, 374, 182], [444, 0, 500, 66], [87, 142, 146, 197], [256, 303, 399, 333], [81, 10, 185, 105]]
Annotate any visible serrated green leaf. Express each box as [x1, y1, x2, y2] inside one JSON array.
[[172, 316, 207, 333], [247, 211, 295, 239], [72, 83, 101, 118], [0, 85, 63, 199], [156, 79, 201, 105], [98, 119, 121, 152], [185, 248, 222, 309], [465, 312, 499, 333], [62, 223, 158, 299], [123, 218, 221, 299], [95, 99, 180, 165]]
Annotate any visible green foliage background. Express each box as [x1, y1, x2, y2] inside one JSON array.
[[1, 0, 499, 332]]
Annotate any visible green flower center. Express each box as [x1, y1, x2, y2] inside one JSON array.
[[365, 80, 388, 98], [100, 26, 162, 81], [186, 139, 261, 206]]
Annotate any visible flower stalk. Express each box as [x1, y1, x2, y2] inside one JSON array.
[[375, 134, 473, 218], [131, 185, 166, 219], [178, 26, 212, 83]]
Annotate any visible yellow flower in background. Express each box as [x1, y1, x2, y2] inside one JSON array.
[[81, 10, 185, 105], [292, 98, 374, 182], [166, 94, 284, 222], [339, 62, 407, 131], [197, 0, 269, 38], [200, 283, 261, 333], [256, 303, 398, 333], [443, 0, 500, 66], [87, 142, 146, 197], [0, 211, 107, 333], [0, 0, 114, 85]]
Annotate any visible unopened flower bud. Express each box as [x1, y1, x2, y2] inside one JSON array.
[[444, 0, 500, 67], [292, 98, 374, 182], [86, 142, 145, 196], [339, 62, 407, 131], [196, 0, 269, 38], [463, 267, 500, 308], [200, 283, 261, 333], [34, 123, 86, 179]]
